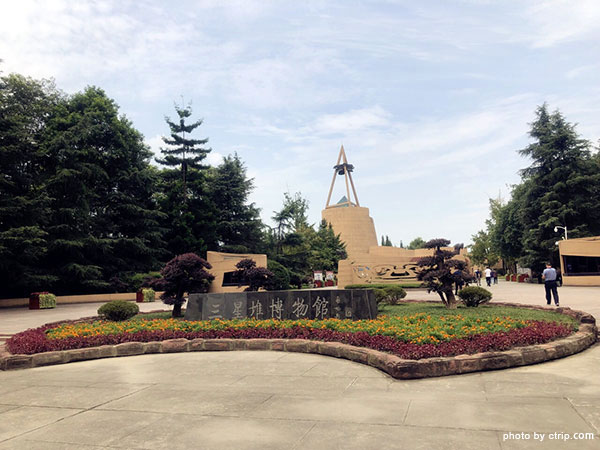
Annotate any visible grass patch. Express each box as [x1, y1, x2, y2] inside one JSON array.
[[134, 311, 180, 321], [382, 303, 578, 328]]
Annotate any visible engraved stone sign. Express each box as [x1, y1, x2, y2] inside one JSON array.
[[285, 290, 311, 320], [224, 292, 246, 320], [184, 289, 378, 321], [202, 293, 226, 320]]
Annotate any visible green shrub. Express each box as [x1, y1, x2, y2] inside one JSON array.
[[374, 286, 407, 309], [142, 288, 155, 302], [97, 301, 139, 321], [381, 285, 406, 305], [267, 260, 291, 290], [126, 271, 162, 292], [374, 289, 388, 306], [458, 286, 492, 307], [39, 293, 56, 309], [344, 283, 421, 289]]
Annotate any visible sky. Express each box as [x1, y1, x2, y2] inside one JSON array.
[[2, 0, 600, 246]]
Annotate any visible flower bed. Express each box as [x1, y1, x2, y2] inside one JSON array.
[[7, 313, 574, 360]]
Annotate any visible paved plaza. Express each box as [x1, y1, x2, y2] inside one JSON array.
[[0, 281, 599, 449]]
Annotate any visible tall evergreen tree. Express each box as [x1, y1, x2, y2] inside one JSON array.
[[208, 153, 264, 253], [43, 87, 164, 294], [307, 220, 347, 271], [516, 104, 600, 270], [156, 103, 211, 190], [0, 74, 61, 297], [469, 230, 499, 267], [269, 192, 312, 285], [156, 103, 216, 257]]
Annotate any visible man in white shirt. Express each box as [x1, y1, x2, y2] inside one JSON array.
[[542, 262, 559, 306], [484, 267, 492, 287]]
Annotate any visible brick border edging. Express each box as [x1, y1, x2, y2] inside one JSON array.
[[0, 304, 596, 379]]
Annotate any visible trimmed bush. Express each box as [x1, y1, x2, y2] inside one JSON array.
[[374, 289, 388, 306], [374, 286, 407, 308], [381, 285, 407, 305], [267, 260, 291, 290], [39, 293, 56, 309], [142, 288, 155, 302], [97, 301, 139, 321], [458, 286, 492, 307]]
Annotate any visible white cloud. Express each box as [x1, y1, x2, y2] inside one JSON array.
[[522, 0, 600, 48], [4, 0, 600, 246]]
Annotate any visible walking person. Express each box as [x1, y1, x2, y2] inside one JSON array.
[[484, 267, 492, 287], [474, 269, 481, 286], [542, 262, 559, 306], [454, 269, 464, 295]]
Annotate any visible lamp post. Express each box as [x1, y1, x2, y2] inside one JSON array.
[[554, 225, 568, 240]]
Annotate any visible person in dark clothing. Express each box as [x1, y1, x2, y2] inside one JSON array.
[[474, 269, 481, 286], [454, 269, 464, 295], [542, 262, 559, 306]]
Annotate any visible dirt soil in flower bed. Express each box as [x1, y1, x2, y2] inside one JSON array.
[[6, 304, 577, 360]]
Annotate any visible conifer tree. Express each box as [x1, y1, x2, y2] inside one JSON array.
[[43, 87, 163, 293], [208, 153, 264, 253], [516, 104, 600, 270], [0, 74, 61, 296], [156, 103, 211, 190], [156, 103, 217, 256]]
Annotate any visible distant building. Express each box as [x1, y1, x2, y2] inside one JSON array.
[[322, 146, 469, 288], [206, 251, 267, 293], [558, 237, 600, 286]]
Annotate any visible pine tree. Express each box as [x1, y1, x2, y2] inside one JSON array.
[[156, 103, 217, 257], [307, 220, 347, 271], [208, 154, 264, 253], [0, 74, 61, 297], [516, 104, 600, 270], [156, 103, 211, 190], [43, 87, 164, 294]]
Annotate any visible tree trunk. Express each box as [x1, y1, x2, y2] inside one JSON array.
[[437, 291, 447, 305], [444, 288, 458, 309], [172, 301, 183, 318]]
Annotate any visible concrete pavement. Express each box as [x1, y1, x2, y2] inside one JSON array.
[[0, 281, 598, 449]]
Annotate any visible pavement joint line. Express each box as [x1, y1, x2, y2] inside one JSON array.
[[495, 431, 504, 449], [298, 362, 320, 376], [342, 376, 359, 392], [1, 437, 114, 448], [0, 385, 167, 445], [0, 406, 84, 444], [290, 421, 318, 450], [0, 403, 82, 411], [402, 399, 412, 425], [566, 396, 600, 435]]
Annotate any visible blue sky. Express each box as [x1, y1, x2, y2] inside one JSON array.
[[2, 0, 600, 246]]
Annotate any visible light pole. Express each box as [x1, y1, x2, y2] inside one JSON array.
[[554, 225, 568, 240]]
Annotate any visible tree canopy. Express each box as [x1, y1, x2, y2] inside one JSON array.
[[478, 104, 600, 272]]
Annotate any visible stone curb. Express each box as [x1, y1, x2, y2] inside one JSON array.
[[0, 305, 596, 378]]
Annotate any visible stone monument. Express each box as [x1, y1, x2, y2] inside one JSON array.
[[322, 146, 469, 288], [184, 289, 378, 321]]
